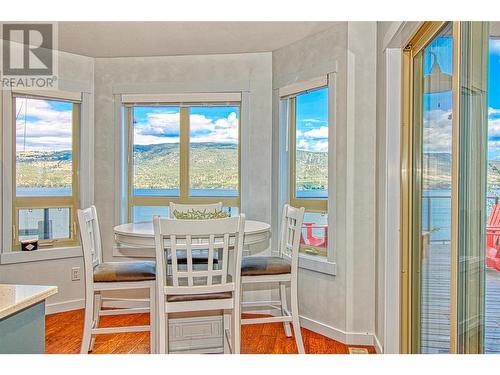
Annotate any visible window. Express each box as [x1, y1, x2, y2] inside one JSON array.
[[13, 95, 80, 248], [285, 86, 329, 256], [126, 102, 240, 222]]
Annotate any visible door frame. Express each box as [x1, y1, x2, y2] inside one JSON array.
[[400, 21, 461, 354]]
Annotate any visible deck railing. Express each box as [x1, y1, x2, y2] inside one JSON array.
[[423, 195, 500, 242]]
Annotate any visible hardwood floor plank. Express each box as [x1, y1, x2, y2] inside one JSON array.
[[45, 310, 376, 354]]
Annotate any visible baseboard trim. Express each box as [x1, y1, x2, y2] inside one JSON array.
[[46, 298, 85, 314], [299, 315, 376, 347], [374, 335, 383, 354]]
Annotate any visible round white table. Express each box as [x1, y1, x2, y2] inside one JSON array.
[[113, 220, 272, 249]]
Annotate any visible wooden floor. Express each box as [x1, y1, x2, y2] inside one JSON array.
[[45, 310, 376, 354], [421, 242, 500, 353]]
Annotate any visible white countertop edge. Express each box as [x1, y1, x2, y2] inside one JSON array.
[[0, 284, 58, 320]]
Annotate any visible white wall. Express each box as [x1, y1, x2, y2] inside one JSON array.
[[272, 22, 378, 344], [0, 50, 94, 311]]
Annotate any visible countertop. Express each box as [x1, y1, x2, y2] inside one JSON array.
[[0, 284, 58, 320]]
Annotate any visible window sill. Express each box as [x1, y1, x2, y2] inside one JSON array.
[[0, 246, 82, 265], [298, 253, 336, 275]]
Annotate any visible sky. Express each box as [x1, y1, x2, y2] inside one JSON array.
[[132, 105, 239, 145], [15, 98, 72, 152], [295, 87, 328, 153]]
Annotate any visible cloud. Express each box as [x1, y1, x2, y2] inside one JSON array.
[[490, 39, 500, 56], [422, 109, 453, 153], [133, 109, 238, 145], [303, 126, 328, 139], [15, 98, 72, 151], [296, 125, 328, 152]]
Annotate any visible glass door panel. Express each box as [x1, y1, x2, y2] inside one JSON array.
[[485, 22, 500, 354], [412, 23, 454, 353]]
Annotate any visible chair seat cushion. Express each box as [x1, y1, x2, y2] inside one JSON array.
[[166, 291, 232, 302], [165, 275, 232, 302], [93, 261, 155, 282], [167, 250, 219, 265], [241, 256, 291, 276]]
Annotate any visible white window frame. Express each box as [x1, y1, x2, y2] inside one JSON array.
[[277, 74, 336, 275], [0, 87, 93, 264]]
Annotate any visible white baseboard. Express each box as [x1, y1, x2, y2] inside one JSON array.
[[374, 335, 383, 354], [299, 315, 376, 348], [46, 298, 85, 314]]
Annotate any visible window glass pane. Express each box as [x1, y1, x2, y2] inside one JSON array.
[[485, 27, 500, 354], [418, 24, 453, 354], [132, 106, 180, 197], [132, 206, 170, 223], [295, 87, 328, 199], [189, 106, 239, 197], [18, 208, 71, 241], [299, 211, 328, 256], [223, 206, 239, 216], [15, 97, 73, 197]]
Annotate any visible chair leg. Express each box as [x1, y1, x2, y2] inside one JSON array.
[[279, 282, 292, 337], [232, 290, 241, 354], [80, 291, 94, 354], [164, 312, 169, 354], [149, 283, 156, 354], [89, 293, 102, 351], [290, 280, 305, 354], [223, 310, 231, 354], [157, 295, 166, 354]]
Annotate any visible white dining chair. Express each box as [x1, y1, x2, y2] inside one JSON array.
[[169, 202, 223, 218], [77, 205, 157, 354], [153, 214, 245, 354], [240, 204, 306, 353]]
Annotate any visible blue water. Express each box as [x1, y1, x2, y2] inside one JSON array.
[[423, 189, 500, 242], [133, 188, 239, 197], [297, 189, 328, 199], [17, 187, 72, 196]]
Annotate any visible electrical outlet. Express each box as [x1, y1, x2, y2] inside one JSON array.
[[71, 267, 81, 281]]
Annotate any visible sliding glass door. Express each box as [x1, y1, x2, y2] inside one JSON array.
[[402, 21, 492, 354]]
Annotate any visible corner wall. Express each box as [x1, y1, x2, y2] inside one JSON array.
[[272, 22, 377, 344]]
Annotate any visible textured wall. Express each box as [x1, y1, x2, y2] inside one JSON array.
[[93, 52, 273, 261], [272, 22, 377, 339]]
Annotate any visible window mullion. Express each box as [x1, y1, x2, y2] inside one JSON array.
[[179, 106, 190, 200]]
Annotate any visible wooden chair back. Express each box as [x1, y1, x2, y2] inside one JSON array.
[[169, 202, 224, 218], [279, 204, 305, 272], [488, 203, 500, 227], [153, 215, 245, 298], [77, 206, 103, 288]]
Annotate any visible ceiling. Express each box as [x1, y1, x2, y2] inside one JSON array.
[[57, 21, 338, 58]]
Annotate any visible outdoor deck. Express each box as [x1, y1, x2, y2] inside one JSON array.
[[421, 242, 500, 353]]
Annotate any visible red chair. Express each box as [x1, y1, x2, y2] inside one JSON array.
[[300, 222, 328, 249], [486, 203, 500, 271]]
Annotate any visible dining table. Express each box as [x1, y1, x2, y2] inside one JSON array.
[[113, 219, 272, 249]]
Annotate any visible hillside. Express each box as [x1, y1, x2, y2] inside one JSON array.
[[16, 143, 328, 191]]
